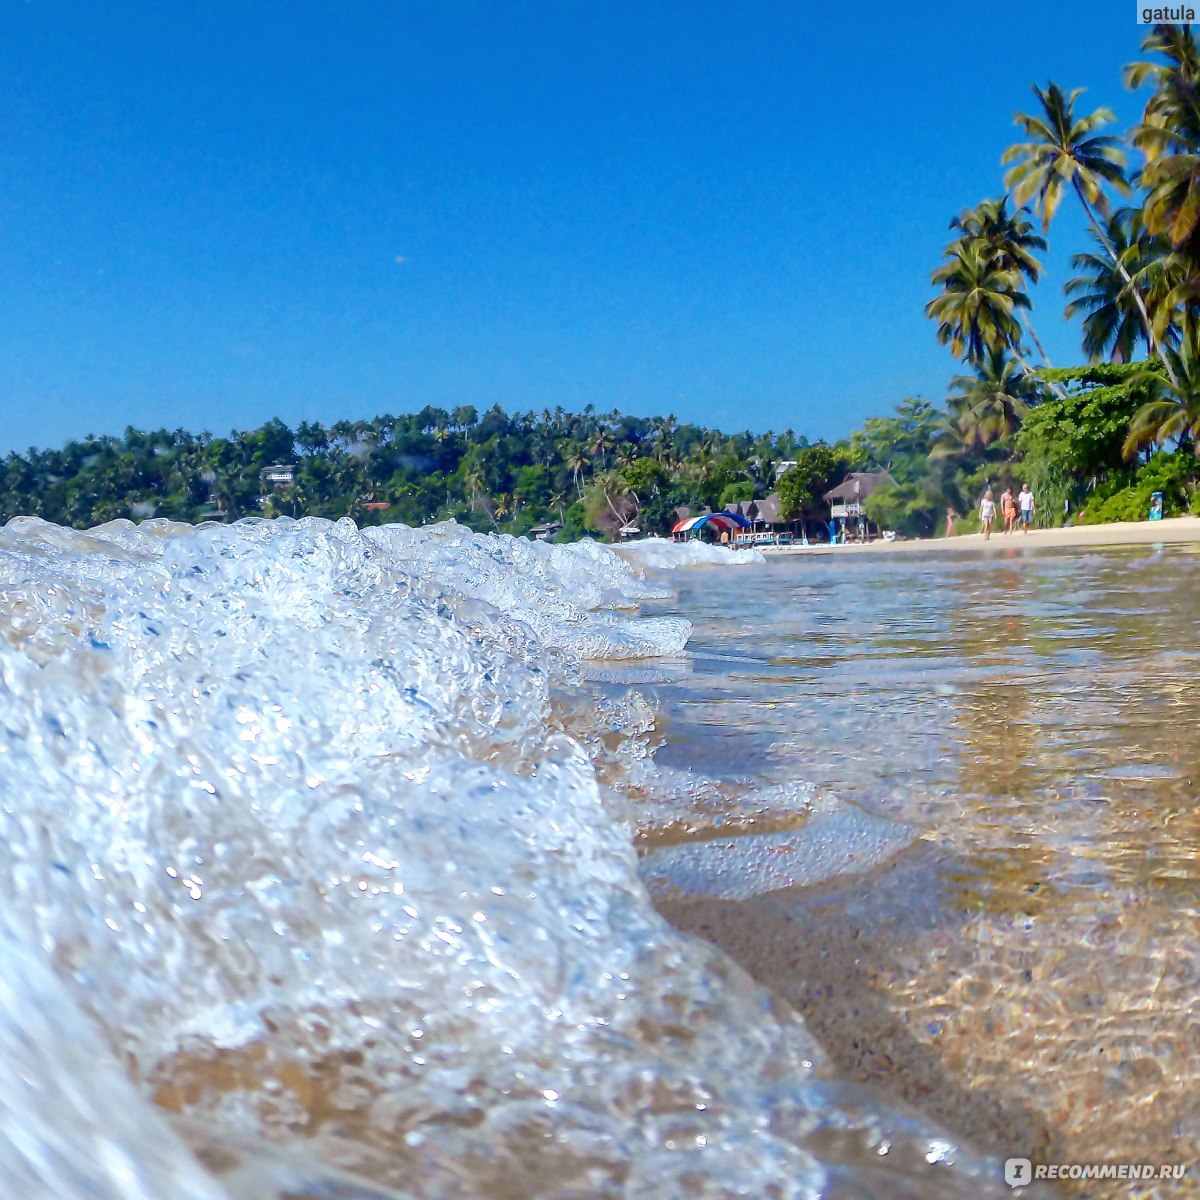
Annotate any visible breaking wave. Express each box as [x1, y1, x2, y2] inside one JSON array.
[[0, 515, 1004, 1198]]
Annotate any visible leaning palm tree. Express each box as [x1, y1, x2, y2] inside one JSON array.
[[1003, 83, 1169, 373], [926, 240, 1030, 365], [1003, 83, 1129, 230], [1124, 338, 1200, 458], [949, 197, 1045, 280], [1065, 209, 1177, 362]]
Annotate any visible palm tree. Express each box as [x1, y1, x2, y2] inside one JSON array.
[[1124, 23, 1200, 114], [589, 431, 613, 470], [926, 240, 1030, 365], [945, 349, 1035, 451], [1124, 339, 1200, 458], [1002, 83, 1168, 371], [563, 445, 590, 497], [1127, 33, 1200, 304], [463, 465, 484, 512], [687, 449, 715, 485], [1065, 209, 1176, 362], [947, 197, 1051, 363]]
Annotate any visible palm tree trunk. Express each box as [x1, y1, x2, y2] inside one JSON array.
[[1073, 181, 1178, 385], [1011, 342, 1067, 401], [1020, 311, 1053, 367]]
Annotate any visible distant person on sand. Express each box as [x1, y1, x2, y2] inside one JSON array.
[[1001, 487, 1018, 535], [945, 507, 957, 537], [979, 489, 996, 540], [1018, 483, 1035, 532]]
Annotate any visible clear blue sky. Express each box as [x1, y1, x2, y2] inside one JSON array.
[[0, 2, 1155, 454]]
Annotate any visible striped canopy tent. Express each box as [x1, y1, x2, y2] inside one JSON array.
[[671, 512, 752, 535]]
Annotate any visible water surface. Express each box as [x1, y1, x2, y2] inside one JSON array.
[[643, 545, 1200, 1188]]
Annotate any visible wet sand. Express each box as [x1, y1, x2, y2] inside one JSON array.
[[761, 515, 1200, 557]]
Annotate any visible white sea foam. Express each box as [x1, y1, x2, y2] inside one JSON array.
[[0, 515, 1006, 1198], [613, 536, 765, 568]]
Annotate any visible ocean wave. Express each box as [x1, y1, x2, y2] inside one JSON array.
[[613, 536, 766, 569], [0, 515, 1005, 1198]]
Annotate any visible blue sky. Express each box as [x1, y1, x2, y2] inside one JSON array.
[[0, 2, 1157, 454]]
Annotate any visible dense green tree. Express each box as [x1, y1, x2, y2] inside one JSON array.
[[775, 443, 852, 521], [847, 398, 943, 480]]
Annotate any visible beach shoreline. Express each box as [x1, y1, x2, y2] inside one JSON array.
[[758, 514, 1200, 556]]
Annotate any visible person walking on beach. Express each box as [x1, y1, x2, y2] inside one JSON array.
[[945, 507, 957, 537], [979, 489, 996, 540], [1000, 487, 1018, 535], [1018, 483, 1035, 533]]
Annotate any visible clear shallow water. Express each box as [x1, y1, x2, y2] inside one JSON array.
[[0, 520, 1010, 1200], [641, 546, 1200, 1193]]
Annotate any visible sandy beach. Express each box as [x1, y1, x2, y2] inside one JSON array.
[[761, 514, 1200, 556]]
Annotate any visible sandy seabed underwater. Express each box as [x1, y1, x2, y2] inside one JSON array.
[[0, 515, 1012, 1199]]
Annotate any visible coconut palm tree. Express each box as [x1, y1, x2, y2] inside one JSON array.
[[926, 240, 1030, 365], [1065, 209, 1177, 362], [1124, 24, 1200, 114], [1003, 83, 1129, 229], [563, 445, 590, 497], [462, 465, 485, 512], [1120, 28, 1200, 351], [1124, 339, 1200, 458], [1003, 83, 1169, 372], [947, 197, 1051, 363], [945, 349, 1035, 451], [589, 431, 613, 470]]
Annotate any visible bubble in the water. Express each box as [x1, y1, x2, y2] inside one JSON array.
[[0, 515, 1007, 1199]]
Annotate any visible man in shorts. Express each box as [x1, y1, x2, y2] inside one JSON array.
[[1018, 483, 1035, 532]]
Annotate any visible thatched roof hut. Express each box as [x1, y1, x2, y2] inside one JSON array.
[[724, 493, 784, 525], [823, 471, 896, 505]]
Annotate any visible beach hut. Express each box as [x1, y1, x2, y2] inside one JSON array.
[[822, 471, 895, 542], [724, 493, 807, 545], [670, 511, 751, 544]]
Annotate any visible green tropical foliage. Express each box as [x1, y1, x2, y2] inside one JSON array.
[[1124, 340, 1200, 458], [5, 29, 1200, 542], [0, 408, 812, 541]]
